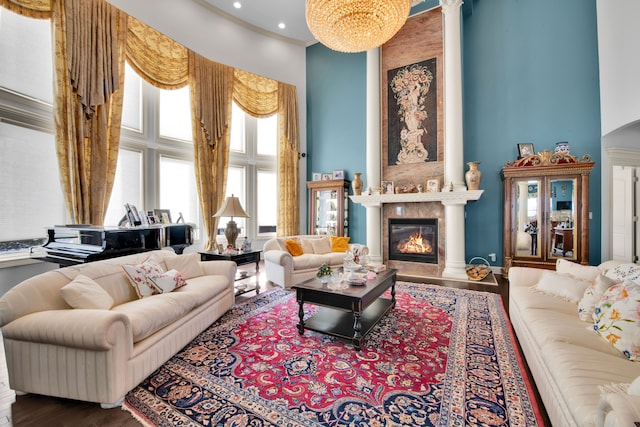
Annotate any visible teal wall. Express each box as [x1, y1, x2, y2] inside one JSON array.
[[306, 0, 602, 264]]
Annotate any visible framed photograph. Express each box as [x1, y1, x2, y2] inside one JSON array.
[[426, 179, 440, 193], [518, 143, 534, 158], [312, 172, 322, 181], [154, 209, 172, 224], [322, 173, 332, 181], [381, 180, 394, 195], [332, 169, 344, 179]]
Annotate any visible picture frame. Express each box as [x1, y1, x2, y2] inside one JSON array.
[[426, 179, 440, 193], [332, 169, 344, 179], [154, 209, 172, 224], [517, 143, 535, 158], [322, 173, 333, 181], [312, 172, 322, 181], [381, 180, 394, 195]]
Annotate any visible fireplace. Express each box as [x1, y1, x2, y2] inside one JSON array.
[[388, 218, 438, 264]]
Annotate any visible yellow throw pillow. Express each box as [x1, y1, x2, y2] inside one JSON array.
[[331, 236, 350, 252], [285, 239, 303, 256]]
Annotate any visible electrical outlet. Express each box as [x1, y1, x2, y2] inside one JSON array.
[[488, 253, 496, 263]]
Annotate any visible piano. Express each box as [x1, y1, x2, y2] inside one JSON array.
[[31, 224, 193, 267]]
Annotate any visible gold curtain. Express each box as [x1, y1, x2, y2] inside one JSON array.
[[233, 69, 278, 117], [125, 17, 188, 89], [0, 0, 50, 18], [277, 82, 300, 236], [189, 51, 234, 250], [52, 0, 126, 224]]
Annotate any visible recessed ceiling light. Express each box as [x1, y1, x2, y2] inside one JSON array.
[[233, 2, 241, 8], [278, 22, 286, 29]]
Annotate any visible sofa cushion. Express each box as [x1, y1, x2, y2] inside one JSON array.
[[122, 256, 164, 298], [556, 258, 600, 282], [534, 270, 591, 304], [606, 263, 640, 284], [331, 236, 350, 252], [299, 238, 315, 254], [60, 275, 114, 310], [285, 238, 303, 256], [311, 235, 332, 254], [164, 252, 203, 280], [593, 281, 640, 361], [149, 269, 187, 293], [578, 274, 618, 322]]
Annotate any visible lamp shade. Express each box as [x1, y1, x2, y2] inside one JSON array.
[[213, 195, 249, 219], [306, 0, 411, 53]]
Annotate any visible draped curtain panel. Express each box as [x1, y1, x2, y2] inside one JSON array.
[[277, 82, 300, 236], [189, 52, 234, 250], [52, 0, 127, 225], [0, 0, 50, 18]]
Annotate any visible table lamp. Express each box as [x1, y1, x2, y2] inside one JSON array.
[[213, 194, 249, 248]]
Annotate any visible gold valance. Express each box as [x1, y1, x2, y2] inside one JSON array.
[[0, 0, 51, 19], [233, 69, 278, 118], [125, 17, 188, 89]]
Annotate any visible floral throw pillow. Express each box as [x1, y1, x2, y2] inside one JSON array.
[[578, 274, 618, 322], [593, 280, 640, 361], [122, 256, 164, 298], [149, 269, 187, 293], [605, 263, 640, 284]]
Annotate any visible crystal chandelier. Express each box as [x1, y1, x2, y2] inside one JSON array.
[[306, 0, 412, 53]]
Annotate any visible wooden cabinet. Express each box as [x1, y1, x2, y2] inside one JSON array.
[[501, 151, 594, 276], [307, 179, 350, 236]]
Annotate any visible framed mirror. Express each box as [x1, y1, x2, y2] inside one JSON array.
[[515, 179, 542, 258], [548, 178, 577, 260]]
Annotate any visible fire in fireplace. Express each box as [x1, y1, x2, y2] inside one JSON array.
[[388, 218, 438, 263]]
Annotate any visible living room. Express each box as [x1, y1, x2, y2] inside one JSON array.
[[1, 0, 639, 426]]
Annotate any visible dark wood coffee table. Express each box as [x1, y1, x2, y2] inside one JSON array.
[[292, 268, 397, 351]]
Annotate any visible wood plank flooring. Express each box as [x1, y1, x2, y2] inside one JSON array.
[[10, 264, 549, 426]]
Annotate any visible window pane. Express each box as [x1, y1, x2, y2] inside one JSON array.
[[0, 123, 64, 248], [257, 113, 277, 156], [159, 86, 192, 141], [219, 166, 246, 239], [229, 102, 245, 153], [159, 155, 199, 227], [104, 148, 143, 226], [0, 8, 53, 104], [122, 62, 143, 131], [257, 169, 277, 234]]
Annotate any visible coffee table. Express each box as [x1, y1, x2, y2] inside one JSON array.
[[291, 268, 397, 351]]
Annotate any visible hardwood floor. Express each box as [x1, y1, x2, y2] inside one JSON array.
[[10, 264, 549, 426]]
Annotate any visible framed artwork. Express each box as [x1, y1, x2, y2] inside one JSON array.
[[322, 173, 332, 181], [154, 209, 172, 224], [332, 169, 344, 179], [518, 143, 534, 158], [381, 181, 394, 194], [312, 172, 322, 181], [426, 179, 440, 193]]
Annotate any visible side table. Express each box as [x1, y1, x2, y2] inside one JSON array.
[[199, 250, 261, 296]]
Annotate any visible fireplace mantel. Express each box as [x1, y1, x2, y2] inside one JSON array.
[[350, 190, 483, 208]]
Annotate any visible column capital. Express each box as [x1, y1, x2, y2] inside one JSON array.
[[440, 0, 463, 12]]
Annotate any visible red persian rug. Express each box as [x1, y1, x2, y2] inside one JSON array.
[[123, 282, 543, 426]]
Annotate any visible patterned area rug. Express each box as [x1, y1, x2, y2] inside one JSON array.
[[123, 282, 543, 426]]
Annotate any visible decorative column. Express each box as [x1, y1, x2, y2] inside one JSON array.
[[441, 0, 468, 279], [365, 48, 382, 263]]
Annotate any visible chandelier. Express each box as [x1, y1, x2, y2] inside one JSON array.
[[306, 0, 412, 53]]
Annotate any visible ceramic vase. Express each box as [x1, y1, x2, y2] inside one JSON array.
[[352, 172, 363, 195], [465, 161, 482, 190], [555, 141, 570, 154]]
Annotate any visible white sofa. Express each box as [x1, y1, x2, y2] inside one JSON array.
[[509, 260, 640, 427], [0, 250, 236, 408], [263, 235, 368, 289]]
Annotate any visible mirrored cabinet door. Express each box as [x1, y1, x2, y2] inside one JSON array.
[[514, 179, 542, 259], [307, 179, 350, 236], [548, 178, 577, 261]]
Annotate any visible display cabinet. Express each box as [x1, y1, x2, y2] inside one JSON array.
[[501, 151, 594, 276], [307, 179, 350, 236]]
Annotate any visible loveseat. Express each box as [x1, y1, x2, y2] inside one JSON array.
[[263, 235, 368, 289], [509, 259, 640, 426], [0, 250, 236, 408]]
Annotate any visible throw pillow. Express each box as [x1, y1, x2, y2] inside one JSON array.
[[605, 263, 640, 285], [311, 235, 332, 255], [285, 238, 303, 256], [556, 259, 600, 282], [164, 252, 203, 280], [331, 236, 350, 252], [300, 238, 315, 254], [534, 270, 592, 304], [577, 274, 618, 321], [593, 280, 640, 361], [149, 269, 187, 293], [122, 256, 164, 298], [60, 275, 114, 309]]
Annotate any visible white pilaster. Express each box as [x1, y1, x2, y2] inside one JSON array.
[[366, 48, 382, 263], [440, 0, 468, 279]]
